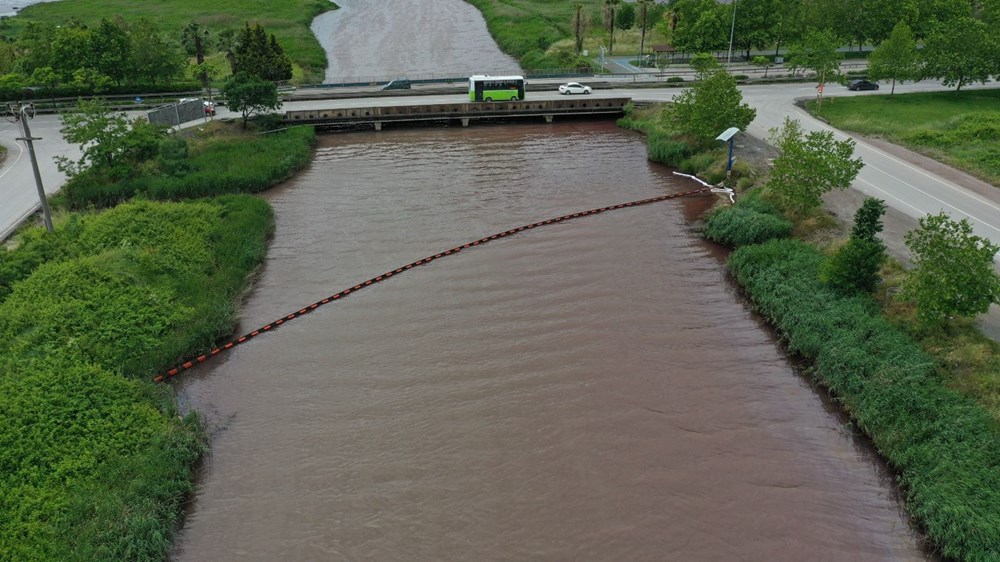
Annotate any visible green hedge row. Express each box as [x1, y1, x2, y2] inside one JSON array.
[[62, 125, 316, 208], [0, 82, 202, 103], [728, 238, 1000, 561], [0, 196, 274, 561]]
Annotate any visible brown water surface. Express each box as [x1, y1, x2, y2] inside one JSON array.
[[311, 0, 522, 83], [172, 122, 929, 561]]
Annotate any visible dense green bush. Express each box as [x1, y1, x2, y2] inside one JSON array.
[[728, 238, 1000, 561], [647, 130, 692, 166], [666, 76, 684, 83], [0, 196, 273, 560], [62, 125, 316, 208], [703, 196, 792, 247]]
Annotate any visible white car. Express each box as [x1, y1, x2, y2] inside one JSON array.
[[558, 82, 592, 95]]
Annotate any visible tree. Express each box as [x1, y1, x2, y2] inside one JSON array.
[[868, 21, 920, 94], [670, 68, 756, 144], [126, 18, 186, 85], [571, 4, 589, 55], [603, 0, 621, 55], [91, 18, 131, 85], [902, 213, 1000, 325], [217, 28, 239, 75], [637, 0, 654, 64], [822, 198, 887, 293], [764, 118, 864, 215], [221, 71, 281, 128], [787, 28, 842, 84], [29, 66, 59, 92], [731, 0, 780, 61], [234, 23, 292, 82], [56, 99, 167, 177], [921, 16, 997, 92], [182, 22, 212, 87], [616, 2, 636, 30], [751, 55, 773, 78]]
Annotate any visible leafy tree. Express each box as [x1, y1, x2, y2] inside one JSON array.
[[637, 0, 654, 63], [0, 42, 16, 75], [731, 0, 780, 61], [921, 16, 997, 92], [29, 66, 58, 91], [787, 28, 842, 84], [670, 68, 756, 144], [689, 52, 721, 75], [234, 23, 292, 82], [70, 68, 112, 92], [764, 118, 863, 215], [57, 99, 167, 177], [616, 2, 636, 30], [50, 24, 93, 81], [12, 22, 55, 75], [868, 21, 920, 94], [89, 18, 131, 85], [861, 0, 919, 45], [675, 5, 728, 53], [222, 71, 281, 128], [751, 55, 773, 78], [822, 198, 887, 293], [902, 213, 1000, 324], [217, 28, 239, 75], [127, 18, 186, 85]]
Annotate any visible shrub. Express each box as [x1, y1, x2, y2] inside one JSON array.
[[703, 196, 792, 247], [647, 131, 692, 166], [666, 76, 684, 83]]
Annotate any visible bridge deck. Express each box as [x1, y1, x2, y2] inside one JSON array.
[[284, 97, 632, 129]]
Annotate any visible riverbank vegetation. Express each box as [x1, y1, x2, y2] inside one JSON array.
[[51, 102, 315, 209], [0, 100, 314, 558], [0, 0, 334, 87], [0, 196, 274, 561], [807, 89, 1000, 186], [620, 65, 1000, 556]]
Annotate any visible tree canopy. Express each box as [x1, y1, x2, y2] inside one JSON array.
[[669, 68, 756, 145]]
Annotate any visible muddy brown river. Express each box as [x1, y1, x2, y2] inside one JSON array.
[[171, 122, 930, 560]]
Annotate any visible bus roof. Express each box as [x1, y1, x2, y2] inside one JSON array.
[[469, 75, 524, 81]]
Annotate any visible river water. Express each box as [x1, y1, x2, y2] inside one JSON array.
[[171, 122, 929, 560], [310, 0, 521, 83]]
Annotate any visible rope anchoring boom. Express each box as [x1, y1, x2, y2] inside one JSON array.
[[154, 187, 711, 382]]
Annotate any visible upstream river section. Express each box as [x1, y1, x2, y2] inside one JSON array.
[[172, 122, 928, 561], [311, 0, 521, 83]]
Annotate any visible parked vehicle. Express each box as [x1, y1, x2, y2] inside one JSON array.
[[847, 79, 879, 91], [558, 82, 592, 95], [381, 79, 412, 90]]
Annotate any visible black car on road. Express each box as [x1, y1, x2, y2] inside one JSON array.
[[847, 79, 879, 91]]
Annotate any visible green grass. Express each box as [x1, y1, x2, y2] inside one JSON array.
[[4, 0, 337, 84], [807, 89, 1000, 186], [0, 196, 274, 561]]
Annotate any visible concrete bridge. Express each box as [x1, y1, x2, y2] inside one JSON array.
[[284, 97, 632, 130]]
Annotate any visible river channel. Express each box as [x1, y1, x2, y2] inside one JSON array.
[[171, 122, 930, 560]]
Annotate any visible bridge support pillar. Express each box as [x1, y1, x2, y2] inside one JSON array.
[[461, 118, 470, 127], [374, 121, 383, 131], [544, 115, 554, 123]]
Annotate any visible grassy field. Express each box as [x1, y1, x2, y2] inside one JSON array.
[[807, 89, 1000, 186], [4, 0, 337, 84]]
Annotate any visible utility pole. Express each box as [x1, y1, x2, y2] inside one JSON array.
[[726, 0, 738, 66], [9, 102, 54, 232]]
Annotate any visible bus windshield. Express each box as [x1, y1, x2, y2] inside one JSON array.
[[469, 75, 525, 102]]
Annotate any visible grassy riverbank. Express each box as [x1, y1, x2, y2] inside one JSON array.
[[0, 116, 316, 559], [808, 89, 1000, 186], [4, 0, 336, 84], [0, 196, 274, 561], [619, 100, 1000, 558]]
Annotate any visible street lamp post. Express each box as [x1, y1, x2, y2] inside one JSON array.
[[726, 0, 737, 66], [9, 103, 54, 232]]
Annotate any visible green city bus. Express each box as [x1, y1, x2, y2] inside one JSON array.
[[469, 75, 526, 102]]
